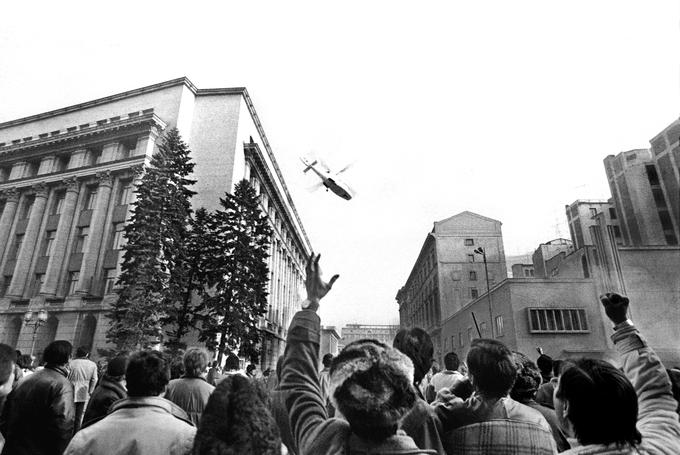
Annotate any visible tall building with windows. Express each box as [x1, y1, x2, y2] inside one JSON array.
[[396, 211, 507, 361], [0, 78, 311, 369]]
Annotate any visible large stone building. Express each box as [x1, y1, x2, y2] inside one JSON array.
[[0, 78, 312, 369], [396, 211, 507, 360], [339, 323, 400, 348]]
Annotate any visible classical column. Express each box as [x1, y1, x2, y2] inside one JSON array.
[[40, 177, 80, 296], [6, 183, 49, 298], [0, 188, 20, 264], [77, 171, 113, 295]]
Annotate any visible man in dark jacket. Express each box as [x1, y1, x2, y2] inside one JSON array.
[[81, 355, 128, 428], [0, 340, 74, 455]]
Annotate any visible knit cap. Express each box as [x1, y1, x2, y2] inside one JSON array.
[[329, 339, 416, 436]]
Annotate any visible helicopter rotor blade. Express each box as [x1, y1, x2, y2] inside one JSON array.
[[336, 161, 355, 175], [305, 181, 325, 193]]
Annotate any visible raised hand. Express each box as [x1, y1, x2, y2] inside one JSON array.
[[600, 293, 630, 325], [304, 253, 339, 311]]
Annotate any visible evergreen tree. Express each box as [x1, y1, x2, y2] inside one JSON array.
[[198, 180, 272, 363], [107, 128, 196, 351]]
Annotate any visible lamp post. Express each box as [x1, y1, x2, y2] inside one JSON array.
[[474, 247, 494, 338], [24, 309, 48, 357]]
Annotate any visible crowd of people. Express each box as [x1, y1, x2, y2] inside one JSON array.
[[0, 253, 678, 454]]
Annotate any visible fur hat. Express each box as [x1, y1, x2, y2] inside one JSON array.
[[329, 339, 416, 441]]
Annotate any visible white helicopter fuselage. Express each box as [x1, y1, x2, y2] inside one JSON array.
[[302, 159, 353, 200]]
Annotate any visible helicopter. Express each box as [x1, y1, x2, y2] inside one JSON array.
[[300, 157, 355, 200]]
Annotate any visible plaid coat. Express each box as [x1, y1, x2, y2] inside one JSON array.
[[445, 419, 557, 455]]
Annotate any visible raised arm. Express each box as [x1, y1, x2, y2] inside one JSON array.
[[279, 254, 339, 453], [602, 293, 680, 455]]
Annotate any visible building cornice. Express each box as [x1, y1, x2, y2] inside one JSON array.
[[0, 78, 193, 129], [0, 110, 166, 159]]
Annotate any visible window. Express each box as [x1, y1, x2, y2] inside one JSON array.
[[479, 322, 487, 337], [84, 186, 98, 210], [458, 331, 464, 347], [40, 231, 56, 256], [464, 238, 474, 246], [528, 308, 589, 333], [25, 160, 40, 177], [467, 327, 473, 342], [467, 254, 475, 262], [67, 272, 80, 294], [89, 148, 103, 166], [589, 208, 598, 217], [21, 195, 35, 219], [31, 274, 45, 297], [104, 269, 117, 294], [111, 223, 126, 250], [470, 288, 479, 299], [55, 155, 70, 172], [495, 315, 504, 337], [608, 207, 617, 220], [117, 181, 131, 206], [52, 191, 65, 215], [524, 269, 531, 277], [646, 165, 660, 186], [74, 227, 89, 253], [10, 235, 24, 260], [0, 276, 11, 297], [469, 271, 477, 281]]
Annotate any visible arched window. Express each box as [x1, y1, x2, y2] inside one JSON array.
[[35, 316, 59, 362], [75, 314, 97, 352], [4, 316, 22, 348]]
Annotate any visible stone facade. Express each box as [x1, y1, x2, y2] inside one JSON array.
[[340, 323, 400, 348], [0, 78, 311, 370]]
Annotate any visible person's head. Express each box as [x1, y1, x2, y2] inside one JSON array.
[[443, 351, 460, 371], [246, 364, 257, 377], [0, 344, 17, 397], [75, 346, 90, 359], [43, 340, 72, 367], [510, 352, 542, 403], [106, 355, 129, 383], [537, 354, 553, 380], [451, 377, 474, 400], [555, 358, 641, 446], [193, 374, 281, 455], [330, 339, 416, 442], [184, 348, 210, 378], [125, 350, 170, 397], [322, 353, 333, 369], [552, 359, 563, 378], [225, 354, 240, 371], [17, 354, 33, 370], [393, 328, 433, 386], [466, 339, 516, 399]]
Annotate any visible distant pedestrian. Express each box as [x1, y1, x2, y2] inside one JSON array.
[[165, 348, 215, 426], [82, 355, 129, 428], [0, 340, 75, 455], [425, 351, 465, 403], [68, 346, 98, 433], [318, 353, 334, 416], [536, 348, 553, 384], [536, 359, 562, 409]]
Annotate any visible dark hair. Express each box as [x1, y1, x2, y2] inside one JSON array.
[[246, 364, 256, 376], [126, 350, 170, 397], [552, 359, 563, 377], [332, 340, 416, 442], [43, 340, 72, 366], [17, 354, 33, 370], [322, 353, 333, 368], [275, 355, 284, 382], [467, 339, 516, 398], [0, 344, 17, 384], [556, 358, 641, 446], [537, 354, 553, 376], [511, 352, 541, 403], [184, 348, 210, 378], [225, 354, 240, 371], [76, 346, 89, 358], [193, 374, 281, 455], [443, 351, 460, 371], [393, 328, 433, 386], [451, 377, 474, 400]]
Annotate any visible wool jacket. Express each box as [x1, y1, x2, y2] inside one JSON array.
[[81, 376, 127, 429], [164, 376, 215, 427], [562, 324, 680, 455], [0, 365, 74, 455], [63, 396, 195, 455], [435, 391, 557, 454], [280, 309, 436, 455]]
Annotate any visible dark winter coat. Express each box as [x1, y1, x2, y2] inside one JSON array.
[[82, 376, 127, 429], [0, 365, 74, 455]]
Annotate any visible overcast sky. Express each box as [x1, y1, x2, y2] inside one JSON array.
[[1, 1, 678, 330]]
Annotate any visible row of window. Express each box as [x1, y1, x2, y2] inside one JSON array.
[[1, 266, 119, 299]]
